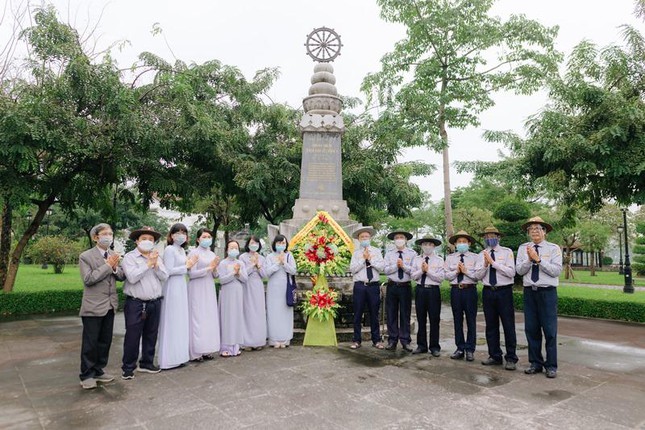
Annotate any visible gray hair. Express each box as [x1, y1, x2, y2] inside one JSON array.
[[90, 223, 112, 237]]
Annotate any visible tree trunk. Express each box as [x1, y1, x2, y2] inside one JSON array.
[[589, 250, 596, 276], [210, 217, 220, 253], [437, 77, 454, 243], [0, 200, 12, 287], [3, 198, 54, 292], [563, 248, 575, 280]]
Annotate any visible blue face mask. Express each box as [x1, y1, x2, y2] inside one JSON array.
[[360, 240, 370, 248], [275, 244, 286, 253], [485, 238, 499, 248], [199, 238, 213, 248], [228, 249, 239, 259], [456, 243, 469, 253]]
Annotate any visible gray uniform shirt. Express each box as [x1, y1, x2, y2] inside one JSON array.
[[349, 246, 385, 283], [516, 240, 563, 287], [475, 246, 516, 286], [384, 247, 417, 282], [411, 253, 445, 286], [444, 251, 480, 285]]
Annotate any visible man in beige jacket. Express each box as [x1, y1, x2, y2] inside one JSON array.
[[78, 223, 125, 389]]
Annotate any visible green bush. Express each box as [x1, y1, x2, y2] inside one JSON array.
[[602, 256, 613, 265], [0, 288, 127, 317], [27, 236, 83, 273]]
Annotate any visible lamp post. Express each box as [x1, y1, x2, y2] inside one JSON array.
[[617, 225, 624, 275], [622, 208, 634, 294]]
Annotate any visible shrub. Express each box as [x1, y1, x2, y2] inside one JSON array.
[[27, 236, 83, 273], [602, 256, 613, 266]]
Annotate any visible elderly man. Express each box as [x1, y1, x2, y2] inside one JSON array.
[[516, 216, 563, 379], [411, 236, 444, 357], [383, 230, 417, 351], [349, 227, 386, 350], [121, 226, 168, 380], [78, 223, 125, 389], [475, 226, 518, 370], [445, 230, 481, 361]]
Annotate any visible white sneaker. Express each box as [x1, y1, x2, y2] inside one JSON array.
[[95, 374, 115, 383], [80, 378, 97, 390]]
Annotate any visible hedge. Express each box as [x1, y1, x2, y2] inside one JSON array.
[[1, 285, 644, 323]]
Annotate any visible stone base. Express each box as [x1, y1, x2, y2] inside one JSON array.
[[292, 198, 350, 221]]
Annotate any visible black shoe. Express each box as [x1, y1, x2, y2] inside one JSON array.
[[481, 357, 503, 366], [545, 368, 557, 378], [450, 350, 464, 360], [121, 370, 134, 380], [430, 350, 441, 357], [524, 366, 543, 375], [137, 364, 161, 374], [505, 361, 517, 371], [385, 343, 397, 351], [402, 344, 413, 352], [465, 351, 474, 361], [412, 347, 427, 355]]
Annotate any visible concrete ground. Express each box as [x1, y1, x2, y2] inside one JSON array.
[[1, 306, 644, 430]]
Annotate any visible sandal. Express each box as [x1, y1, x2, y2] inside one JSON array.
[[372, 342, 385, 350], [350, 342, 361, 349], [190, 357, 204, 363], [252, 347, 264, 351], [220, 351, 232, 358]]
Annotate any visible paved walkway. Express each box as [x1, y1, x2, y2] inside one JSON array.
[[560, 281, 645, 291], [1, 307, 644, 429]]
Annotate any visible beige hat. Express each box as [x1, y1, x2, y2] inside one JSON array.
[[129, 226, 162, 241], [387, 230, 413, 240], [415, 236, 442, 246], [448, 230, 476, 245], [480, 225, 504, 237], [352, 227, 377, 239], [521, 216, 553, 233]]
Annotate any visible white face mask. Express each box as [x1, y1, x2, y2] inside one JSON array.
[[172, 234, 187, 246], [249, 243, 259, 252], [138, 240, 154, 252], [394, 239, 406, 248], [98, 236, 113, 248], [421, 245, 435, 255]]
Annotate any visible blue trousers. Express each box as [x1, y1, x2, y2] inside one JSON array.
[[122, 296, 162, 372], [450, 287, 478, 352], [386, 282, 412, 345], [523, 287, 558, 370], [415, 286, 442, 352], [482, 286, 518, 363], [352, 282, 381, 344]]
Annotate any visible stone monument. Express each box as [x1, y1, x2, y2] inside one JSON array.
[[269, 27, 363, 243]]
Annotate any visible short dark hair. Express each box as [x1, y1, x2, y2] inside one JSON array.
[[225, 240, 240, 257], [271, 234, 289, 252], [167, 223, 188, 249], [244, 235, 263, 253], [195, 228, 213, 245]]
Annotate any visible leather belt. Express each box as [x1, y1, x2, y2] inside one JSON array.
[[451, 283, 475, 289], [524, 286, 556, 292], [125, 295, 163, 303], [484, 284, 513, 291], [388, 281, 411, 287], [356, 281, 380, 287], [419, 284, 440, 289]]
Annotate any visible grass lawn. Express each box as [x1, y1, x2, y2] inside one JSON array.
[[558, 284, 645, 303], [13, 264, 84, 292], [560, 269, 645, 287]]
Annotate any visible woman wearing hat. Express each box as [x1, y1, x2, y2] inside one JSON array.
[[474, 226, 518, 370], [383, 230, 417, 352], [444, 230, 481, 362], [348, 227, 385, 350], [121, 226, 168, 380], [411, 237, 444, 357], [516, 216, 562, 379], [158, 223, 195, 370]]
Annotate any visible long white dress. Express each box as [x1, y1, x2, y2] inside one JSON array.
[[187, 246, 220, 360], [239, 252, 267, 348], [218, 257, 247, 355], [265, 252, 297, 346], [158, 244, 190, 369]]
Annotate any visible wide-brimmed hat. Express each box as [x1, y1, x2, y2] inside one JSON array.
[[448, 230, 476, 245], [521, 216, 553, 233], [352, 227, 377, 239], [480, 225, 504, 237], [387, 230, 413, 241], [415, 236, 442, 246], [129, 226, 161, 241]]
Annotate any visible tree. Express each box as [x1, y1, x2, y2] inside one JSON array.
[[477, 27, 645, 211], [28, 235, 82, 273], [578, 220, 612, 276], [0, 6, 139, 291], [632, 222, 645, 276], [362, 0, 560, 240]]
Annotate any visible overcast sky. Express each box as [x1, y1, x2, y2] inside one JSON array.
[[6, 0, 643, 201]]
